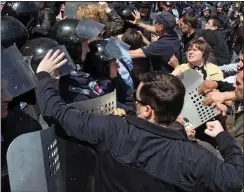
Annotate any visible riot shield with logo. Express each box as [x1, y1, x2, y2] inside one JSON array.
[[1, 44, 38, 99], [179, 69, 218, 129]]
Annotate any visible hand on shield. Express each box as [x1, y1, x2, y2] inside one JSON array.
[[202, 91, 226, 106], [112, 108, 126, 117], [198, 80, 218, 95], [204, 120, 224, 138], [37, 50, 67, 80], [171, 66, 184, 77]]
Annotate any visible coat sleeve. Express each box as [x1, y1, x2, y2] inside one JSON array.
[[197, 131, 244, 192], [35, 72, 126, 148], [216, 81, 235, 92], [105, 9, 124, 36], [31, 8, 56, 36]]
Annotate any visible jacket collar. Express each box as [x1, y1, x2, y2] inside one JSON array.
[[125, 115, 189, 141]]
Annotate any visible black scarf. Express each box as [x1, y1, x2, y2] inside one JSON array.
[[192, 65, 207, 80]]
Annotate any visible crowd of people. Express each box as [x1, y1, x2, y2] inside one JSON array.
[[1, 1, 244, 192]]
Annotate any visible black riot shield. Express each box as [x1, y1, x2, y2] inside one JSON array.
[[6, 126, 64, 192], [1, 44, 38, 99], [56, 90, 116, 192]]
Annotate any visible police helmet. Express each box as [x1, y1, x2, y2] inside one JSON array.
[[1, 16, 29, 49], [20, 37, 59, 72], [84, 40, 116, 78], [49, 18, 85, 64], [1, 1, 38, 28]]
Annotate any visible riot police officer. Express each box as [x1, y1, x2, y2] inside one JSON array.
[[49, 18, 86, 65], [84, 39, 134, 110], [199, 5, 212, 30], [1, 45, 42, 192], [216, 2, 230, 29], [1, 1, 38, 32]]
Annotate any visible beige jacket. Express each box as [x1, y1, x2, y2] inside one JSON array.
[[172, 63, 224, 81]]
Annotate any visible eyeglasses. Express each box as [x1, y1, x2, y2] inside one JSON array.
[[133, 92, 148, 106]]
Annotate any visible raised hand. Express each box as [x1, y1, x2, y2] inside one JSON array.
[[37, 49, 67, 80]]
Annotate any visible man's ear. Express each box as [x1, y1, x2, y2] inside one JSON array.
[[143, 105, 154, 120], [159, 24, 164, 31]]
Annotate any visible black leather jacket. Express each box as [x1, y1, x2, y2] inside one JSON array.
[[30, 7, 56, 38]]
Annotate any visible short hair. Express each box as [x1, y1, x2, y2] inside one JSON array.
[[138, 72, 186, 125], [76, 4, 108, 24], [188, 39, 212, 61], [208, 16, 223, 29], [121, 28, 144, 50], [182, 12, 198, 29]]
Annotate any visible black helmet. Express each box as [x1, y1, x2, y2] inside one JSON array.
[[216, 2, 224, 8], [203, 5, 211, 12], [1, 16, 29, 49], [117, 5, 135, 21], [84, 40, 115, 78], [161, 1, 174, 7], [135, 2, 153, 20], [49, 19, 84, 64], [20, 37, 59, 72], [1, 1, 38, 28]]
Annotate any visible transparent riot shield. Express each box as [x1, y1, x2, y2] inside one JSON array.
[[179, 69, 218, 129], [105, 36, 130, 60], [75, 16, 105, 40], [32, 45, 77, 76], [1, 44, 38, 99]]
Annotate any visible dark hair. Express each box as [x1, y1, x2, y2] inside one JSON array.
[[121, 28, 144, 50], [138, 72, 186, 125], [188, 39, 212, 61], [182, 12, 198, 29], [208, 16, 223, 29], [241, 48, 244, 55]]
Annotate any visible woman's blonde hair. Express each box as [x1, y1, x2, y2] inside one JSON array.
[[76, 4, 108, 24]]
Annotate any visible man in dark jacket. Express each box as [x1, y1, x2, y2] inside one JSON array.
[[129, 12, 181, 73], [34, 49, 244, 192], [179, 12, 201, 52]]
